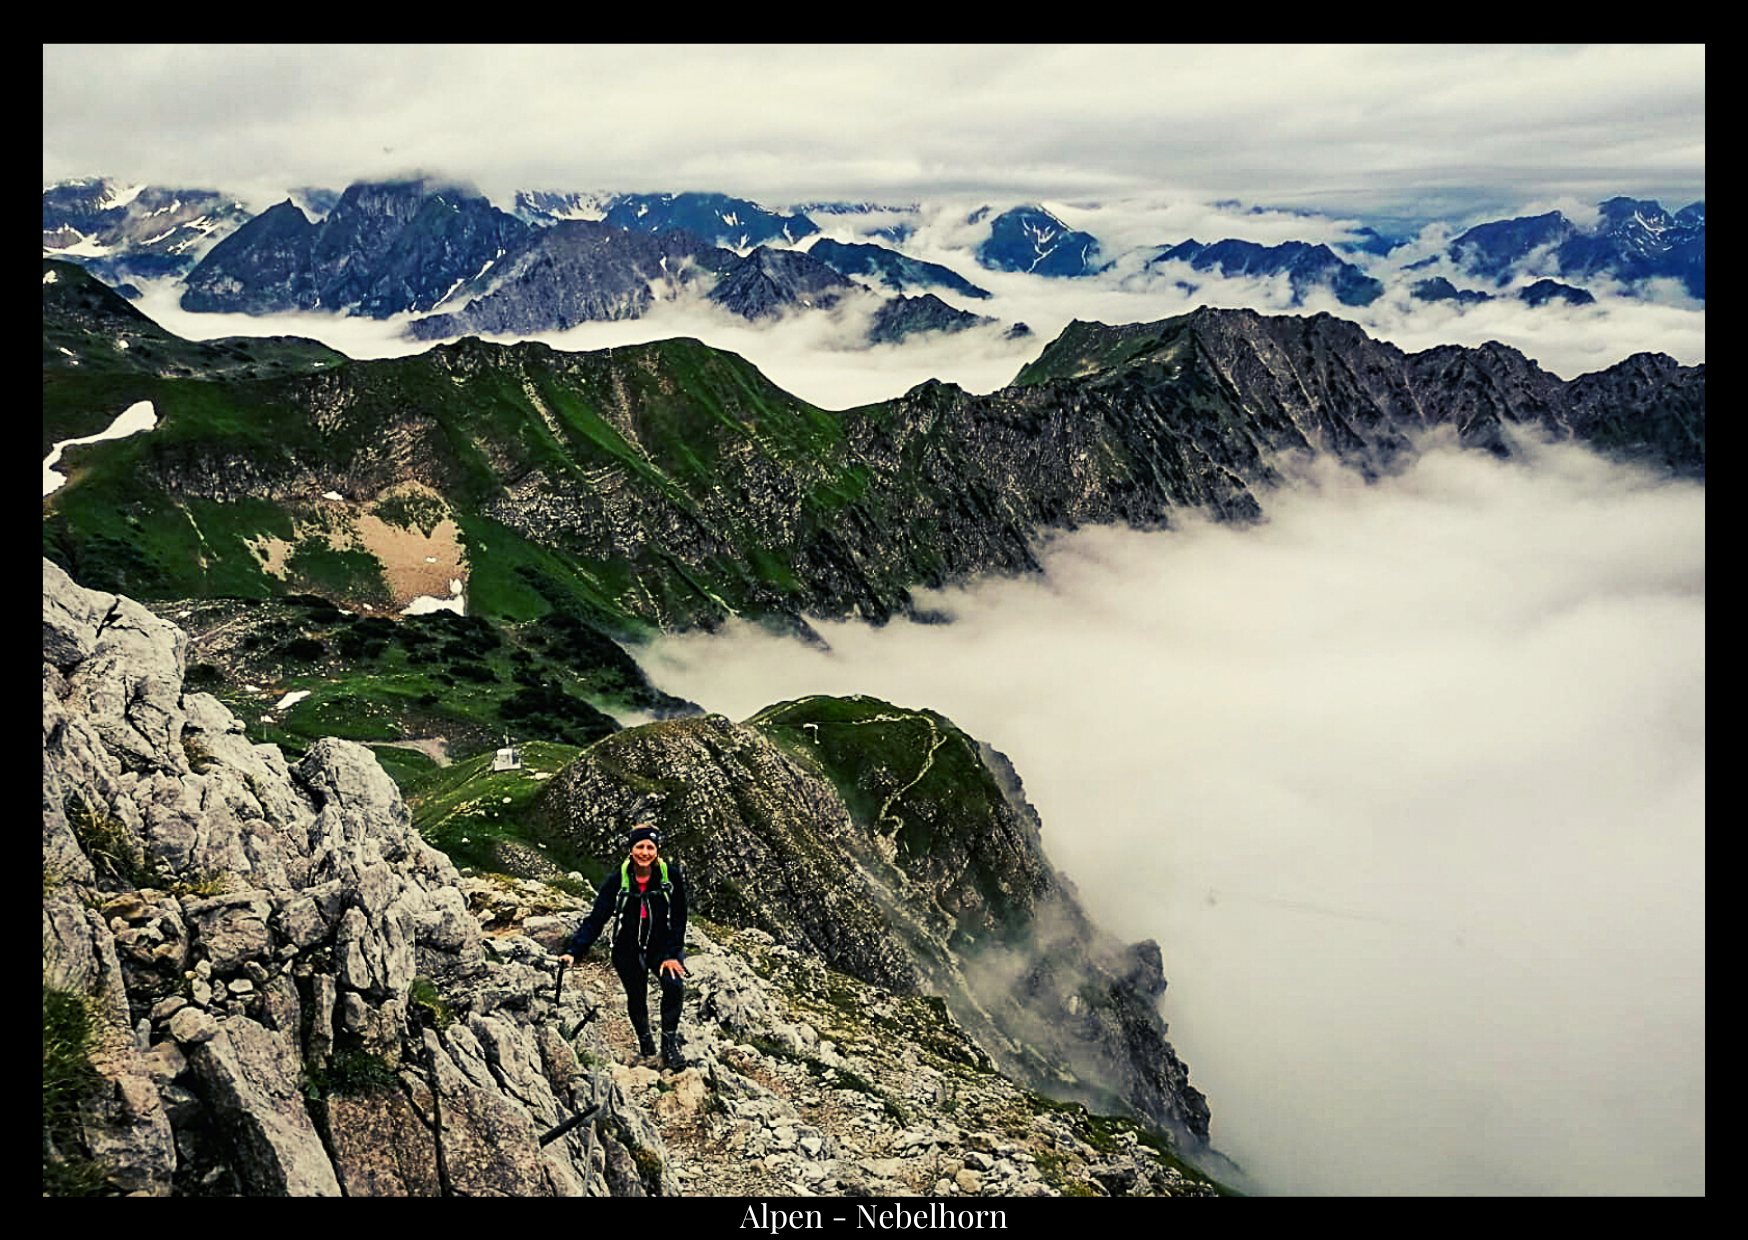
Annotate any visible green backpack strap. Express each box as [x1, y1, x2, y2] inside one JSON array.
[[612, 859, 673, 929]]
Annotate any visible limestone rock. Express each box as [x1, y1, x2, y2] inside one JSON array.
[[187, 1016, 342, 1196]]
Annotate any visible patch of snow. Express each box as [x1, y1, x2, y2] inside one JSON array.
[[274, 690, 312, 711], [102, 182, 148, 211], [43, 270, 58, 284], [140, 227, 177, 246], [47, 232, 118, 258], [43, 400, 158, 496], [401, 579, 467, 616], [322, 490, 344, 501], [432, 276, 468, 309]]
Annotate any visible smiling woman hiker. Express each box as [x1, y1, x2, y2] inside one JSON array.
[[558, 824, 690, 1069]]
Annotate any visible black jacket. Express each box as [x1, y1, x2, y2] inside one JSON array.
[[564, 859, 687, 965]]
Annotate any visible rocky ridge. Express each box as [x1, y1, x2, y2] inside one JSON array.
[[180, 180, 528, 318], [43, 558, 1220, 1196], [44, 294, 1704, 638], [1147, 238, 1385, 306], [530, 697, 1210, 1148]]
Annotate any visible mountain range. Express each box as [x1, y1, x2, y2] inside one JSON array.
[[44, 180, 1709, 347], [42, 178, 254, 293], [1430, 196, 1705, 298], [1144, 238, 1384, 306], [45, 256, 1703, 645], [40, 192, 1706, 1197]]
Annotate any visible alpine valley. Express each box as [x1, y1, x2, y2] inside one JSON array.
[[42, 176, 1704, 1199]]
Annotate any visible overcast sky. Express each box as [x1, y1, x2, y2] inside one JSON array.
[[44, 44, 1704, 229]]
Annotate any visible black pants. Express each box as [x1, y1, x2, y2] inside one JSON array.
[[611, 940, 683, 1035]]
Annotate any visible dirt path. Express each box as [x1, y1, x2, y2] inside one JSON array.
[[374, 737, 452, 766]]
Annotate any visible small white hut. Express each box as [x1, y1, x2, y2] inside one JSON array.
[[492, 739, 522, 771]]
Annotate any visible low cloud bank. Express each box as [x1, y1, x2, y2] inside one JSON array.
[[127, 189, 1703, 415], [639, 431, 1705, 1195]]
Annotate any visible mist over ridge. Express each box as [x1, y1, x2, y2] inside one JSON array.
[[638, 427, 1705, 1195], [113, 181, 1705, 418]]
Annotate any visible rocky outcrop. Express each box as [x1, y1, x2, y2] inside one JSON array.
[[532, 696, 1211, 1149], [180, 180, 529, 317], [1148, 238, 1384, 306], [42, 558, 678, 1196], [405, 221, 729, 341], [866, 292, 997, 344], [807, 238, 993, 300], [706, 246, 862, 320], [43, 559, 1225, 1195], [976, 206, 1102, 277]]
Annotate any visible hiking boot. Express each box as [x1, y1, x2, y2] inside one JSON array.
[[634, 1026, 657, 1060], [661, 1031, 686, 1070]]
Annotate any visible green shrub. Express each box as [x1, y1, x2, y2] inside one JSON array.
[[42, 981, 110, 1196], [63, 793, 164, 890]]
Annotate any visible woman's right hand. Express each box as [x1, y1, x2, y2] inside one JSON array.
[[558, 954, 574, 966]]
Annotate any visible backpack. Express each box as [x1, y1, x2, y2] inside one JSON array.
[[611, 858, 674, 951]]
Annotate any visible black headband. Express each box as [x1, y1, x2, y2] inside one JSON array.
[[627, 825, 662, 848]]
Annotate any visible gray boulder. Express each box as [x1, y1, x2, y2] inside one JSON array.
[[43, 558, 675, 1196]]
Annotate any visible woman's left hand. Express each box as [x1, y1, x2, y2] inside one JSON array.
[[660, 958, 686, 978]]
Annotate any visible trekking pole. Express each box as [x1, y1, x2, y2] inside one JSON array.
[[538, 1060, 608, 1148], [538, 1101, 604, 1147], [553, 957, 567, 1007], [564, 1005, 597, 1042]]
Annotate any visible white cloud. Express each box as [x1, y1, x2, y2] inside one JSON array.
[[637, 430, 1705, 1195], [44, 46, 1704, 223]]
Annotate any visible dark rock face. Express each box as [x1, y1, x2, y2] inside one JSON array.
[[807, 238, 993, 299], [705, 246, 861, 319], [1339, 226, 1411, 256], [1149, 238, 1384, 306], [977, 206, 1102, 277], [1447, 210, 1575, 280], [1411, 276, 1494, 304], [406, 221, 725, 340], [1446, 196, 1705, 298], [866, 292, 996, 343], [1517, 278, 1596, 307], [181, 179, 530, 317], [603, 192, 819, 249], [533, 697, 1212, 1146], [177, 201, 321, 314]]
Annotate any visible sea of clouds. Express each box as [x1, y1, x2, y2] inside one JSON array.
[[635, 427, 1705, 1196]]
